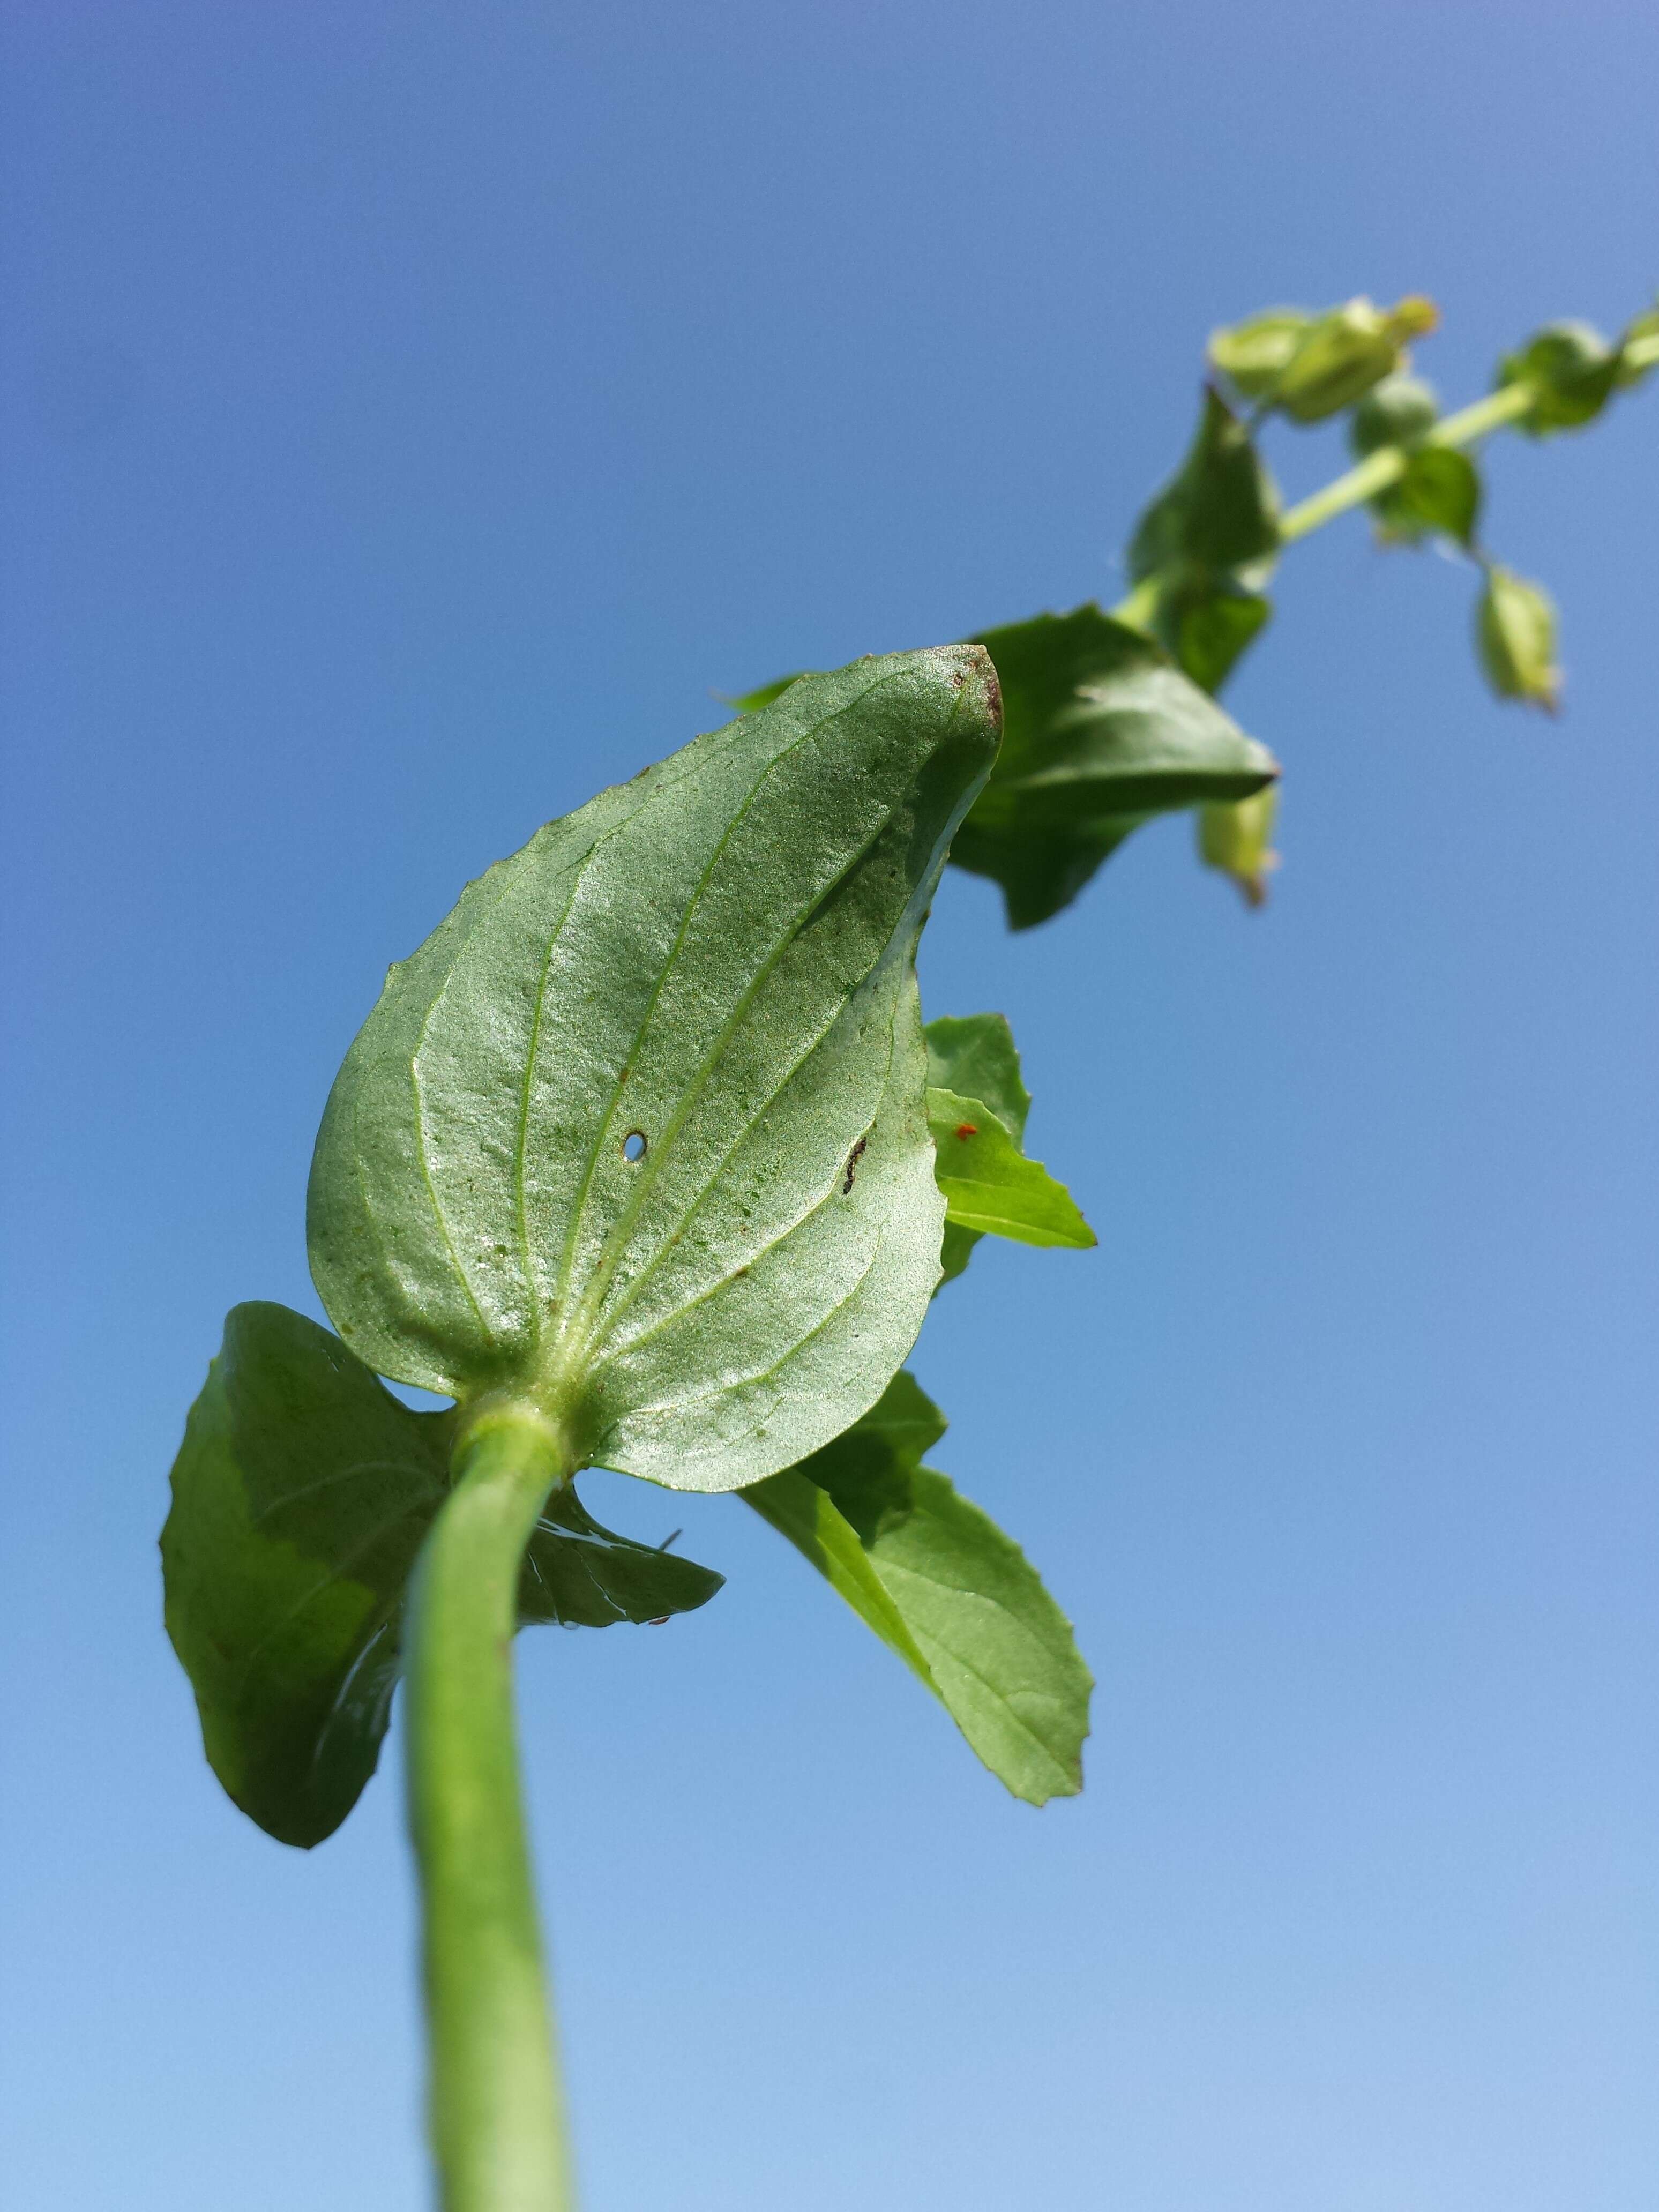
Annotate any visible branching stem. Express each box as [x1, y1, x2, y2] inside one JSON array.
[[1112, 325, 1659, 613], [405, 1401, 580, 2212]]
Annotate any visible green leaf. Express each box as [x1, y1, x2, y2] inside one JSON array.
[[1127, 386, 1280, 587], [162, 1303, 722, 1847], [924, 1012, 1030, 1143], [743, 1374, 1092, 1804], [1160, 584, 1273, 693], [1499, 321, 1620, 435], [927, 1088, 1095, 1250], [952, 604, 1279, 928], [307, 649, 1000, 1492], [1377, 447, 1482, 548]]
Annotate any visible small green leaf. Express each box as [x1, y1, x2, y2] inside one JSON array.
[[952, 604, 1278, 929], [162, 1303, 722, 1847], [1197, 786, 1280, 908], [307, 649, 1000, 1492], [927, 1088, 1094, 1249], [924, 1012, 1030, 1144], [1160, 584, 1273, 693], [1499, 321, 1620, 435], [743, 1374, 1092, 1805], [1127, 386, 1280, 587], [1476, 563, 1560, 711], [1378, 447, 1482, 548]]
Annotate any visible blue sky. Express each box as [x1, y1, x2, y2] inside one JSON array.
[[4, 4, 1656, 2207]]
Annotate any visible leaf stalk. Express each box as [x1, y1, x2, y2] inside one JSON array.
[[405, 1404, 580, 2212]]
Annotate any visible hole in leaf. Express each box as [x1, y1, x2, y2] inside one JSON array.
[[622, 1130, 648, 1162]]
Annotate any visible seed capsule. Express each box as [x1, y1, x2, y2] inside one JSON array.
[[1476, 564, 1560, 712]]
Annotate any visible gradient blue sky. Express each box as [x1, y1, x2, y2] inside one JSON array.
[[4, 5, 1657, 2207]]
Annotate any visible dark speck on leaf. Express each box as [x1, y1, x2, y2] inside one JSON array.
[[842, 1135, 869, 1194], [954, 1123, 977, 1141]]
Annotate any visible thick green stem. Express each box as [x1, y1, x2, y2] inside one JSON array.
[[405, 1401, 579, 2212]]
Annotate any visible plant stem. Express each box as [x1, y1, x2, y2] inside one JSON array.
[[1276, 380, 1536, 541], [405, 1400, 579, 2212]]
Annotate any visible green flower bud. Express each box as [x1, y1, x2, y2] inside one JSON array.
[[1207, 309, 1314, 401], [1273, 295, 1439, 424], [1498, 321, 1619, 435], [1348, 373, 1439, 458], [1198, 787, 1280, 908], [1476, 564, 1559, 712]]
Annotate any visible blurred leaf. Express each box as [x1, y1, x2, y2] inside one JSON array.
[[927, 1088, 1095, 1250], [1499, 321, 1620, 435], [1476, 563, 1560, 710], [162, 1303, 722, 1847], [1197, 786, 1280, 909], [743, 1374, 1092, 1805], [953, 604, 1278, 928], [1377, 447, 1482, 547], [307, 651, 998, 1494], [1161, 584, 1273, 692], [1127, 386, 1280, 585]]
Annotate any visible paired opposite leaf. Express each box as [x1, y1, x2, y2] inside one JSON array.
[[949, 605, 1279, 928], [742, 1373, 1092, 1805], [162, 1303, 721, 1847], [307, 650, 1001, 1491]]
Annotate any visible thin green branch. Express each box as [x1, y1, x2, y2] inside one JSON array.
[[1276, 382, 1534, 541], [405, 1401, 580, 2212], [1278, 325, 1657, 545]]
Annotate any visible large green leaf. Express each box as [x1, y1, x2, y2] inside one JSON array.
[[951, 604, 1278, 928], [308, 649, 1000, 1492], [743, 1374, 1091, 1804], [162, 1303, 722, 1847]]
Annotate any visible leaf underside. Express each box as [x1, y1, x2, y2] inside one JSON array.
[[307, 649, 1002, 1492], [742, 1372, 1092, 1805], [162, 1302, 723, 1848]]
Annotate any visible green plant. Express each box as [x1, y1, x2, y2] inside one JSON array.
[[163, 294, 1654, 2208]]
